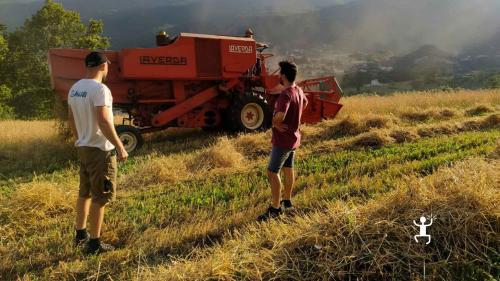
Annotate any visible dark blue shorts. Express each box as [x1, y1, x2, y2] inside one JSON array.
[[267, 146, 295, 173]]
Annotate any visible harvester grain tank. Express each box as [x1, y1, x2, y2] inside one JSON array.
[[49, 32, 343, 152]]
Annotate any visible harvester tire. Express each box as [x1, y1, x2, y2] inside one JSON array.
[[115, 125, 143, 153], [230, 92, 272, 132]]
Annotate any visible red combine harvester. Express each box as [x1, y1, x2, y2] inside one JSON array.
[[49, 32, 343, 152]]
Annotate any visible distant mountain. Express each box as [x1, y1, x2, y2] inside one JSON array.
[[462, 29, 500, 57], [389, 45, 455, 80], [393, 45, 454, 69], [457, 29, 500, 73], [0, 0, 339, 32], [0, 0, 352, 48]]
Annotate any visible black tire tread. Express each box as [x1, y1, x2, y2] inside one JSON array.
[[229, 92, 272, 132], [115, 125, 144, 153]]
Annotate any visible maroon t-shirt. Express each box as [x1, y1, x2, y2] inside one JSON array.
[[272, 85, 308, 149]]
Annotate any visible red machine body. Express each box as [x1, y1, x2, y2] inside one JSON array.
[[49, 32, 343, 151]]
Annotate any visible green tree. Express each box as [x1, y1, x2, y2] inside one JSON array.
[[0, 24, 7, 62], [1, 0, 109, 118], [0, 24, 14, 119], [488, 74, 500, 89], [342, 70, 374, 92], [0, 85, 15, 119]]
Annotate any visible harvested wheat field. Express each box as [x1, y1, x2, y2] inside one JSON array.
[[0, 90, 499, 280]]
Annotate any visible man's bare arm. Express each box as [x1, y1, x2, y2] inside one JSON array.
[[67, 105, 78, 139], [272, 112, 287, 132], [273, 112, 286, 123], [96, 106, 128, 160]]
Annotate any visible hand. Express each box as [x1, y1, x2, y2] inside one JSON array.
[[273, 122, 288, 132], [117, 146, 129, 161]]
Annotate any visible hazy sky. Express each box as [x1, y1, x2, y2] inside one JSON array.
[[337, 0, 500, 53], [1, 0, 498, 54]]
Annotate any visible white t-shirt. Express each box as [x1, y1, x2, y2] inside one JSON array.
[[68, 79, 115, 151]]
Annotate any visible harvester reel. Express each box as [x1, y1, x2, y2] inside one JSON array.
[[116, 125, 144, 153], [231, 92, 272, 132]]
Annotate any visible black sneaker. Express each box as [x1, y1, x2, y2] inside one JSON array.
[[257, 206, 282, 221], [281, 199, 293, 210], [74, 231, 90, 247], [84, 240, 115, 256]]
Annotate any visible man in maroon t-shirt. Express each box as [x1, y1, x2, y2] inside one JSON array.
[[258, 61, 308, 221]]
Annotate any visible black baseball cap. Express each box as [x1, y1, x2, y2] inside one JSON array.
[[85, 51, 111, 68]]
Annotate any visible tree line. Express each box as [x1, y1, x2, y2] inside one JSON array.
[[0, 0, 109, 119]]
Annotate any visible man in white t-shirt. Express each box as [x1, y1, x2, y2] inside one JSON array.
[[67, 51, 128, 255]]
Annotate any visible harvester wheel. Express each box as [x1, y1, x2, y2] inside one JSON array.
[[115, 125, 143, 153], [231, 92, 272, 132]]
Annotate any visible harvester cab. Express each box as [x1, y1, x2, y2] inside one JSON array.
[[49, 32, 343, 153]]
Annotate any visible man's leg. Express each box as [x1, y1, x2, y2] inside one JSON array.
[[282, 167, 295, 201], [258, 146, 290, 221], [281, 150, 295, 209], [267, 170, 282, 209], [75, 196, 91, 230], [85, 148, 116, 254], [85, 199, 114, 255], [75, 148, 92, 246], [267, 146, 291, 209], [88, 201, 105, 239]]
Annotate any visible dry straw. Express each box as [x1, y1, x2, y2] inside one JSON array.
[[122, 137, 248, 189], [6, 181, 74, 220], [154, 159, 500, 280], [343, 130, 393, 149], [389, 128, 419, 143], [1, 89, 499, 280], [187, 136, 245, 173], [399, 107, 459, 123], [339, 89, 500, 116], [233, 131, 271, 159], [465, 104, 495, 116], [305, 113, 498, 153]]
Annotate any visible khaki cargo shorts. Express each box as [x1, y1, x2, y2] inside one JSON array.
[[77, 146, 117, 205]]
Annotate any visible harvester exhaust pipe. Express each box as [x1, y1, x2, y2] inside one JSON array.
[[156, 31, 171, 46]]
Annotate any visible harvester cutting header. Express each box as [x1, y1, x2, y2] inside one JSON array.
[[49, 31, 343, 152]]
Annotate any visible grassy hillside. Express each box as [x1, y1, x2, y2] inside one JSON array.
[[0, 90, 499, 280]]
